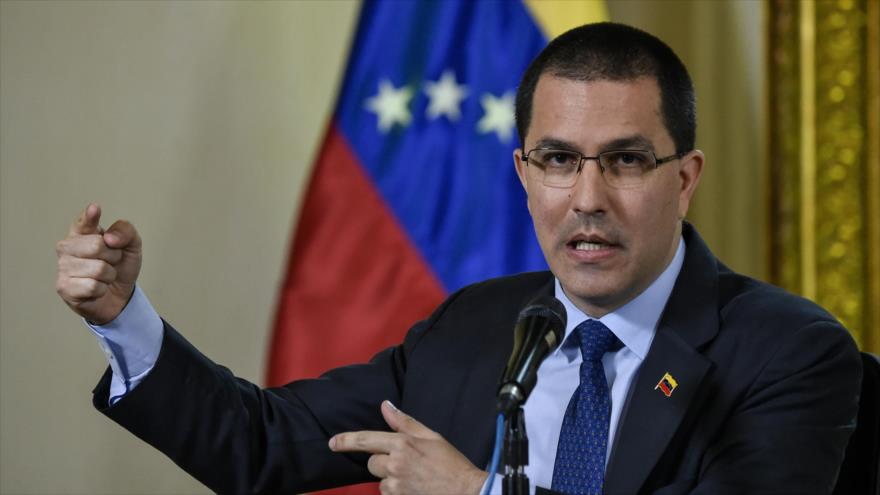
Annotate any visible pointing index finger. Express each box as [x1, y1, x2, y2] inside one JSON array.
[[382, 400, 436, 438], [329, 430, 398, 454], [70, 203, 103, 236]]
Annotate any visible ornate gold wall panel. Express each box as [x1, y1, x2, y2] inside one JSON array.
[[767, 0, 879, 353]]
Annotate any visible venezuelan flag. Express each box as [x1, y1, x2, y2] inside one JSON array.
[[269, 0, 607, 389], [269, 2, 606, 493]]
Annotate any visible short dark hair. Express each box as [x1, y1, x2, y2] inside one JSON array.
[[515, 22, 696, 153]]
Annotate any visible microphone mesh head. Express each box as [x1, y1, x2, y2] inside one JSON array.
[[518, 295, 567, 332]]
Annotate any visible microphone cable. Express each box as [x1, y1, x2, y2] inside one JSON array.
[[481, 413, 505, 495]]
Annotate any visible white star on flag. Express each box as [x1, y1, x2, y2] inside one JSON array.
[[477, 91, 515, 143], [365, 79, 414, 132], [424, 70, 468, 121]]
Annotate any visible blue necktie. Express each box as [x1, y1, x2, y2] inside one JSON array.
[[551, 320, 620, 495]]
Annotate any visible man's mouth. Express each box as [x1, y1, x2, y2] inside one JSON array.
[[567, 233, 618, 249], [572, 241, 610, 251], [564, 233, 620, 262]]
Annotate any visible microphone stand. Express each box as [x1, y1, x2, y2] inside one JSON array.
[[501, 406, 529, 495]]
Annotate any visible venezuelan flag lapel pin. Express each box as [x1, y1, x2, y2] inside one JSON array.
[[655, 372, 678, 397]]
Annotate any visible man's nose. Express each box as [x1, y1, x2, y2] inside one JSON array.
[[570, 158, 610, 216]]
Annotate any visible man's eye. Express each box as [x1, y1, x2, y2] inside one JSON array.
[[604, 151, 649, 168], [541, 151, 578, 167]]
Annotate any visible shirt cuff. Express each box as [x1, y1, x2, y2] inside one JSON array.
[[85, 285, 163, 403]]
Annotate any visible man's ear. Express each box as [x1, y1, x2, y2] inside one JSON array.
[[677, 149, 704, 219], [513, 148, 528, 193]]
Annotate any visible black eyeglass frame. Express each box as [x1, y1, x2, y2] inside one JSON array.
[[522, 148, 690, 187]]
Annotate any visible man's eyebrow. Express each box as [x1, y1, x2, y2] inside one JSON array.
[[531, 137, 581, 151], [530, 135, 658, 153], [599, 135, 656, 152]]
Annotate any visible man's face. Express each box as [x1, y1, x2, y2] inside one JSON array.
[[514, 75, 703, 317]]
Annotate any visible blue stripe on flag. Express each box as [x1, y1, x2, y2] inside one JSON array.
[[335, 0, 549, 293]]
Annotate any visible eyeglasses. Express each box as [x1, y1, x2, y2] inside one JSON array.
[[522, 148, 688, 189]]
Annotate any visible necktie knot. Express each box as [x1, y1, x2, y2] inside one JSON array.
[[575, 319, 619, 362]]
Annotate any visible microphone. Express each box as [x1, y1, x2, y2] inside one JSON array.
[[496, 296, 567, 417]]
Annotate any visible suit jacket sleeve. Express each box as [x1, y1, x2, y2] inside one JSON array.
[[92, 315, 433, 494], [90, 273, 548, 495]]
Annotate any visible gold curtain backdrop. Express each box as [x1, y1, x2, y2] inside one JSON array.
[[767, 0, 879, 353]]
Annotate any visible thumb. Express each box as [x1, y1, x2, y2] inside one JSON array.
[[103, 219, 142, 251], [70, 203, 103, 235], [381, 400, 437, 438]]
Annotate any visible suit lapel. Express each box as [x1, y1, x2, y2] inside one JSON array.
[[605, 224, 721, 494], [604, 329, 713, 493]]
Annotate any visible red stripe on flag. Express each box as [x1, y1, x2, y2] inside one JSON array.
[[268, 123, 446, 386]]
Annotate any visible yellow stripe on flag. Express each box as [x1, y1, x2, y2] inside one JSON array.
[[524, 0, 608, 39]]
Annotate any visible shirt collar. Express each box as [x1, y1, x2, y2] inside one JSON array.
[[553, 236, 686, 362]]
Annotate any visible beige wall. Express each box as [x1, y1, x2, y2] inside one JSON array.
[[1, 1, 359, 493], [609, 0, 767, 279], [0, 1, 762, 493]]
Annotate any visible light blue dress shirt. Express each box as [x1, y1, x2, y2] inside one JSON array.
[[89, 239, 685, 493]]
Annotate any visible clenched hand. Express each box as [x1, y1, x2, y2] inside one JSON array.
[[55, 203, 142, 325], [329, 401, 488, 495]]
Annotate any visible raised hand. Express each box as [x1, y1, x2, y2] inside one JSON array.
[[55, 203, 142, 325], [329, 401, 488, 495]]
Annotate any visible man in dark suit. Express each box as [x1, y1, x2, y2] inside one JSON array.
[[56, 23, 861, 494]]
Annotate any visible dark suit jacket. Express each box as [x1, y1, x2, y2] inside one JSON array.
[[94, 225, 862, 494]]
